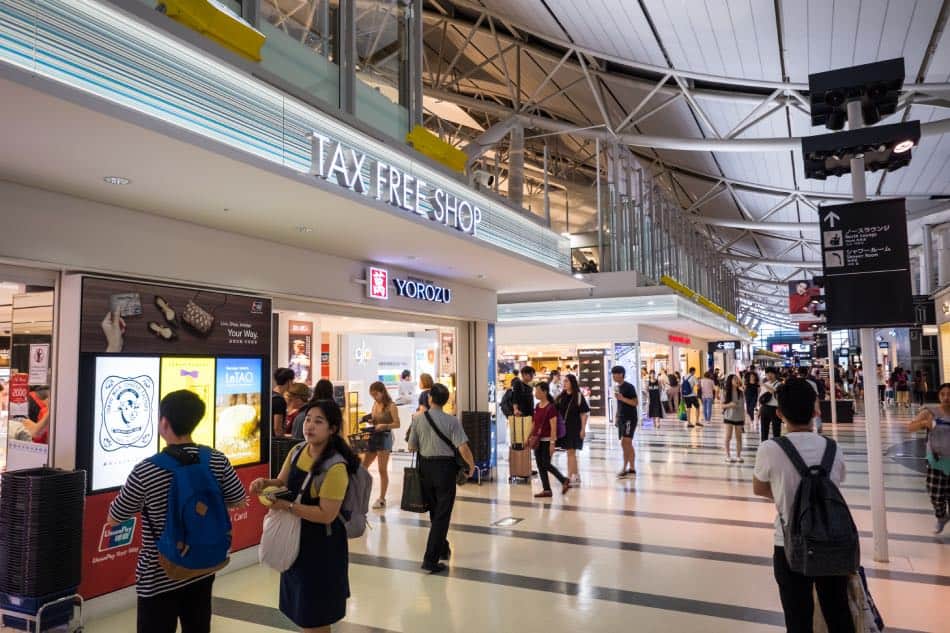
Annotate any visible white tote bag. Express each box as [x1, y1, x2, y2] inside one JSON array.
[[259, 470, 313, 572]]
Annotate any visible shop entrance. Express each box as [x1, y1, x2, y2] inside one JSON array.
[[274, 308, 459, 452], [0, 265, 57, 473]]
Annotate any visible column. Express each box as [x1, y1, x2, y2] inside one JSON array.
[[508, 125, 525, 209], [921, 224, 934, 295], [937, 227, 950, 289]]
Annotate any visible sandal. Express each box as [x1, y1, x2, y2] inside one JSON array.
[[148, 321, 177, 341], [154, 295, 178, 326]]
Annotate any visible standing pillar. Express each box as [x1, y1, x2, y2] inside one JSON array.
[[508, 125, 525, 209], [922, 224, 934, 294], [937, 227, 950, 288]]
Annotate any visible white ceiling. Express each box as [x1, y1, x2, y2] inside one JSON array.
[[422, 0, 950, 319], [0, 75, 583, 295]]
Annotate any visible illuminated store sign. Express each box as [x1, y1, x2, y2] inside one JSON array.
[[311, 135, 482, 236], [668, 335, 691, 345], [364, 267, 453, 305]]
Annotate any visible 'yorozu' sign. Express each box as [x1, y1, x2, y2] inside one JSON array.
[[365, 267, 453, 305], [310, 134, 482, 236]]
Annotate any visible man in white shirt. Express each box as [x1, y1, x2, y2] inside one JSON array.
[[753, 378, 853, 633]]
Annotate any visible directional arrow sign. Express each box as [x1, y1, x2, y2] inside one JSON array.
[[823, 210, 840, 228], [819, 198, 912, 328]]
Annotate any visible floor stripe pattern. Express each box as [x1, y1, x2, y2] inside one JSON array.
[[89, 405, 947, 633]]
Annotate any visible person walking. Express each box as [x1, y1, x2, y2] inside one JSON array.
[[556, 374, 589, 484], [896, 367, 910, 408], [753, 379, 854, 633], [907, 383, 950, 534], [699, 371, 716, 427], [744, 371, 760, 426], [251, 399, 361, 632], [531, 382, 570, 498], [363, 381, 400, 510], [722, 375, 745, 463], [760, 368, 781, 441], [408, 384, 476, 573], [284, 383, 311, 437], [646, 370, 664, 427], [612, 365, 639, 478], [511, 366, 537, 416], [913, 369, 927, 408], [667, 371, 681, 413], [109, 391, 247, 633], [682, 367, 701, 428]]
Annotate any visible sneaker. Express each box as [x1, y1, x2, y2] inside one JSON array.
[[626, 469, 637, 476], [372, 498, 386, 510], [421, 562, 448, 574], [616, 470, 628, 479], [725, 457, 734, 464], [687, 424, 696, 428], [936, 516, 950, 534], [737, 457, 745, 464]]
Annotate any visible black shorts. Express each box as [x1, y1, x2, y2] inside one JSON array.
[[684, 396, 700, 409], [617, 419, 637, 439]]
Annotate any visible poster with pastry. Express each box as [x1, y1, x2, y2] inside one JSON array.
[[215, 358, 262, 466]]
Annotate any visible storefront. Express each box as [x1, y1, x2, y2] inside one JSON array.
[[0, 263, 59, 474], [934, 287, 950, 384]]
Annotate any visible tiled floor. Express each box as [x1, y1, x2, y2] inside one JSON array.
[[88, 405, 947, 632]]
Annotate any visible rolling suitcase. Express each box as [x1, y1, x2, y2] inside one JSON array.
[[508, 416, 532, 449], [508, 447, 532, 482]]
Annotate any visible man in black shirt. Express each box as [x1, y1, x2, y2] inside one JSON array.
[[511, 366, 536, 416], [612, 365, 639, 478], [271, 367, 295, 438]]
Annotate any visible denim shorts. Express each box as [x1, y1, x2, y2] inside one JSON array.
[[369, 430, 394, 452]]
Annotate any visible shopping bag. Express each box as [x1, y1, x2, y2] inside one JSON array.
[[400, 454, 429, 513], [812, 570, 884, 633], [259, 508, 302, 572], [677, 400, 687, 421], [857, 566, 885, 632]]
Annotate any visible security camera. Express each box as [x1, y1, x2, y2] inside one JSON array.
[[471, 170, 495, 189]]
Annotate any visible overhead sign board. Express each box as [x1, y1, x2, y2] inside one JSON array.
[[364, 267, 452, 305], [708, 340, 740, 353], [819, 198, 913, 328]]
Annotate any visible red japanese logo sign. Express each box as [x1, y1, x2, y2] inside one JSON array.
[[368, 267, 389, 300]]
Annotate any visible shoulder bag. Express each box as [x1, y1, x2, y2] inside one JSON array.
[[259, 445, 312, 572], [424, 411, 470, 486]]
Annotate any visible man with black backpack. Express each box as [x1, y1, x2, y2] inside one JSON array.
[[753, 378, 857, 633], [108, 390, 247, 633]]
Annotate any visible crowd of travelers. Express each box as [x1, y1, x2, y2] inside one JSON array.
[[103, 354, 945, 633]]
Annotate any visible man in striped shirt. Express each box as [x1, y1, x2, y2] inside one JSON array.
[[108, 390, 247, 633]]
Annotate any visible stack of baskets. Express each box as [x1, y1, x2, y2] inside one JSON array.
[[0, 467, 85, 630]]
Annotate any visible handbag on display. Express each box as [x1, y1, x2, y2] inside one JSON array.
[[181, 293, 217, 336], [400, 452, 429, 513], [424, 411, 470, 485], [259, 447, 312, 572]]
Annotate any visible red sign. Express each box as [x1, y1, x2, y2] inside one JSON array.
[[668, 335, 691, 345], [8, 372, 28, 417], [367, 267, 389, 300], [79, 463, 267, 599]]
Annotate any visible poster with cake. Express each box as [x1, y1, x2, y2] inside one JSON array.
[[215, 358, 262, 466]]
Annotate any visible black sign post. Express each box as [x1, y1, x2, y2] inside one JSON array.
[[819, 198, 913, 329]]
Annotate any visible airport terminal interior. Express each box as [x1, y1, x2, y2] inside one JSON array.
[[0, 1, 948, 632]]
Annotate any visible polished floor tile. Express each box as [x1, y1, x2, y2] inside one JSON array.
[[85, 405, 947, 633]]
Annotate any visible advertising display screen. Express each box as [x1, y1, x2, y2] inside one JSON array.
[[215, 358, 263, 466], [160, 357, 215, 447], [771, 343, 791, 354], [91, 357, 161, 491]]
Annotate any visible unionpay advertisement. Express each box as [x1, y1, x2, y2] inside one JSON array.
[[215, 358, 262, 466], [92, 357, 161, 491]]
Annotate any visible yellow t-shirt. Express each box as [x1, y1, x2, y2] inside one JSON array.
[[282, 445, 349, 500]]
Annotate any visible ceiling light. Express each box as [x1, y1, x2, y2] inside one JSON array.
[[647, 301, 655, 306], [893, 139, 914, 154], [561, 232, 571, 238], [573, 273, 584, 279], [296, 225, 313, 233], [103, 176, 130, 185]]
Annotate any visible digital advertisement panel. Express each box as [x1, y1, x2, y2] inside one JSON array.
[[92, 357, 161, 491], [159, 357, 215, 447], [215, 358, 263, 466]]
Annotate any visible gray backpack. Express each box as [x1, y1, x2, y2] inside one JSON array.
[[774, 437, 860, 577], [310, 453, 373, 538], [930, 416, 950, 460]]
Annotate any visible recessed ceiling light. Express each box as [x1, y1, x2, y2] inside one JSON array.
[[648, 301, 655, 306], [573, 273, 584, 279], [561, 232, 571, 238], [296, 225, 313, 233], [103, 176, 130, 185]]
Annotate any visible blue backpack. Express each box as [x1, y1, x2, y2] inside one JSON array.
[[148, 446, 232, 580], [681, 376, 694, 397]]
